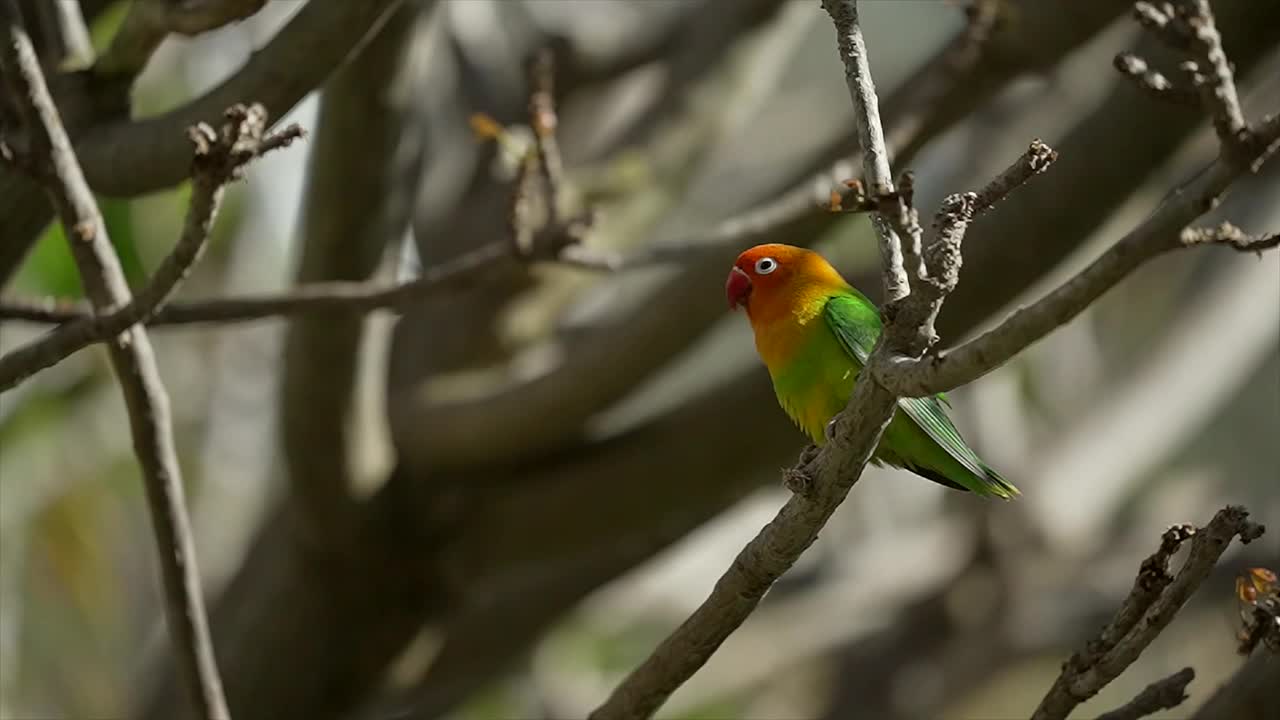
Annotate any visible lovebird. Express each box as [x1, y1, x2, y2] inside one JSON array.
[[726, 243, 1017, 498]]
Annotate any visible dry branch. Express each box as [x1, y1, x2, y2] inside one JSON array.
[[1031, 506, 1265, 720], [0, 240, 608, 327], [0, 104, 303, 392], [1113, 52, 1198, 106], [1095, 667, 1196, 720], [874, 0, 1280, 398], [0, 2, 229, 717]]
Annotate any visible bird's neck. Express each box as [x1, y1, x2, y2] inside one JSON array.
[[749, 288, 834, 371]]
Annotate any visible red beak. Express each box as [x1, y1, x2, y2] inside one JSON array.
[[726, 266, 752, 310]]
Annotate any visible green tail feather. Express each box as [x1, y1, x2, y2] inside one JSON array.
[[823, 293, 1019, 500]]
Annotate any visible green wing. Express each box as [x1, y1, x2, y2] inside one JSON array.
[[823, 293, 1017, 498]]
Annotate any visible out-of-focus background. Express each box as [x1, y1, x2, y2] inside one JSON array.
[[0, 1, 1277, 719]]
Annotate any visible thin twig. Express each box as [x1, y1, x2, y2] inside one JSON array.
[[1031, 506, 1265, 720], [1095, 667, 1195, 720], [1113, 52, 1199, 107], [1169, 0, 1249, 154], [871, 139, 1058, 357], [1181, 221, 1279, 252], [0, 105, 303, 392], [0, 3, 230, 718], [528, 46, 565, 223]]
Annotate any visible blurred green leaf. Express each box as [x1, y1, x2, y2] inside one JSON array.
[[88, 1, 129, 54]]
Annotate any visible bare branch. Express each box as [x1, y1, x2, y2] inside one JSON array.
[[822, 0, 908, 304], [1095, 667, 1195, 720], [922, 138, 1059, 296], [0, 241, 512, 325], [876, 116, 1279, 397], [1181, 221, 1279, 252], [1031, 506, 1265, 720], [1114, 52, 1199, 106], [0, 105, 303, 392], [875, 0, 1280, 399], [971, 137, 1061, 213], [0, 2, 229, 717], [1168, 0, 1249, 153]]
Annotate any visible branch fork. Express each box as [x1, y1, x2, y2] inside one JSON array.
[[0, 103, 304, 393], [1032, 506, 1265, 720]]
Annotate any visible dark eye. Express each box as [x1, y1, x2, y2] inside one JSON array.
[[755, 257, 778, 275]]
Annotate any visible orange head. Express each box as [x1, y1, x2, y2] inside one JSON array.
[[726, 244, 847, 321]]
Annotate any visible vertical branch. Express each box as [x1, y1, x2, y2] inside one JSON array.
[[0, 2, 229, 719], [821, 0, 909, 304]]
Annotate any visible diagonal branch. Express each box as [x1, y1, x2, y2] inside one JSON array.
[[874, 108, 1279, 398], [1031, 506, 1265, 720], [0, 2, 229, 718], [1095, 667, 1196, 720], [874, 0, 1280, 399], [0, 105, 303, 392]]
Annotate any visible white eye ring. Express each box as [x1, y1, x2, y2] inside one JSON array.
[[755, 257, 778, 275]]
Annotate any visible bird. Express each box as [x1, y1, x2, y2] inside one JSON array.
[[726, 243, 1017, 499]]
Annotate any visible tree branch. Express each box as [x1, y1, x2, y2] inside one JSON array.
[[1031, 506, 1265, 720], [1165, 0, 1250, 154], [874, 0, 1280, 398], [0, 105, 303, 392], [1113, 52, 1199, 107], [1095, 667, 1196, 720], [0, 2, 229, 718]]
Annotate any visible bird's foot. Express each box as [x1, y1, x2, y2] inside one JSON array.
[[783, 465, 813, 496], [784, 444, 820, 496], [824, 418, 839, 444], [799, 443, 821, 466]]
